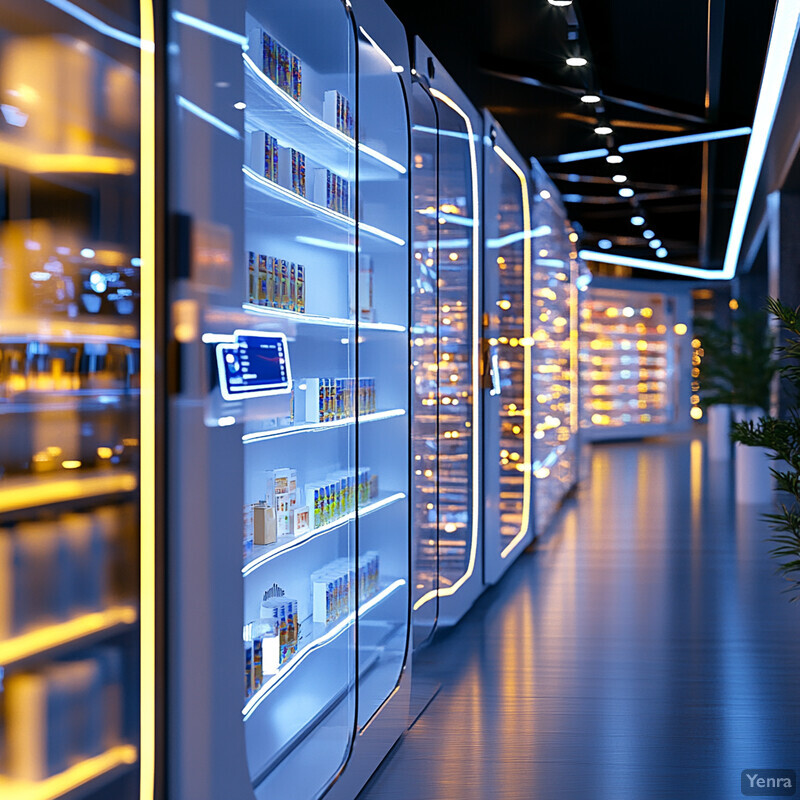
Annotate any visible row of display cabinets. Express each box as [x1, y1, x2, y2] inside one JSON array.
[[0, 0, 688, 798]]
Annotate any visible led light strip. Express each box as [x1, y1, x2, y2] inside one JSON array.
[[139, 1, 156, 798], [359, 25, 404, 74], [579, 0, 800, 280], [43, 0, 142, 47], [242, 493, 407, 576], [244, 53, 405, 175], [414, 87, 481, 610], [241, 408, 407, 444], [242, 579, 406, 720], [569, 249, 580, 434], [492, 145, 532, 561], [241, 303, 406, 331], [177, 95, 240, 140], [243, 166, 405, 246], [171, 10, 248, 46]]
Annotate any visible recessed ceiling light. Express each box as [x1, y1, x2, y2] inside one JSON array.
[[649, 239, 662, 249], [643, 229, 655, 239], [234, 101, 246, 110], [548, 0, 573, 5], [631, 215, 645, 226], [580, 94, 601, 104], [606, 154, 623, 163], [656, 247, 668, 258], [618, 187, 634, 198], [594, 125, 613, 135], [612, 174, 627, 183], [598, 239, 613, 250], [539, 190, 551, 199], [567, 57, 588, 67]]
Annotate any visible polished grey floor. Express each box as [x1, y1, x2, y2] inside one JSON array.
[[358, 435, 800, 800]]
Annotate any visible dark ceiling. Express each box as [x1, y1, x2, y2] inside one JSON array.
[[386, 0, 778, 276]]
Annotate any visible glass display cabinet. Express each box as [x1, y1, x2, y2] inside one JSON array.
[[410, 39, 483, 630], [529, 161, 579, 535], [0, 1, 155, 797], [481, 113, 535, 585], [579, 279, 692, 440], [166, 0, 411, 798]]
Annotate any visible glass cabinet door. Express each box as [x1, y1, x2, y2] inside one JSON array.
[[0, 1, 149, 797], [413, 46, 483, 626], [530, 167, 577, 534], [482, 118, 534, 584], [354, 21, 410, 729], [410, 79, 439, 649], [238, 2, 358, 797]]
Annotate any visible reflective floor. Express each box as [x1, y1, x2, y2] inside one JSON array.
[[358, 434, 800, 800]]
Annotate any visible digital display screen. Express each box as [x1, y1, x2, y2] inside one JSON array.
[[216, 330, 292, 400]]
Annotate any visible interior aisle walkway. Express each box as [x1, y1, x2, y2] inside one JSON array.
[[358, 434, 800, 800]]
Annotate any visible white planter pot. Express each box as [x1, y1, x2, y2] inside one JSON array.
[[734, 407, 775, 504], [706, 405, 731, 461]]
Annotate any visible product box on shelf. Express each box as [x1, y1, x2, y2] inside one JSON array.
[[278, 147, 306, 198], [244, 616, 279, 698], [260, 595, 298, 665], [323, 89, 353, 137], [0, 513, 115, 640], [253, 503, 277, 545], [349, 255, 374, 322], [4, 648, 124, 781], [313, 169, 349, 216], [246, 131, 279, 183], [246, 251, 306, 312]]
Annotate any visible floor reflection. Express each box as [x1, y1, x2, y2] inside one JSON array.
[[358, 434, 800, 800]]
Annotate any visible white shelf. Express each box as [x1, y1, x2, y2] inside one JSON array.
[[243, 53, 405, 182], [242, 408, 406, 445], [243, 491, 406, 576], [241, 303, 406, 332], [243, 167, 404, 250], [242, 577, 406, 720]]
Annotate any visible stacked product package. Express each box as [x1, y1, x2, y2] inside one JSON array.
[[323, 89, 353, 137], [3, 648, 124, 780], [295, 376, 376, 423], [248, 25, 302, 101], [247, 251, 305, 312], [243, 590, 299, 698], [313, 168, 349, 215], [311, 552, 379, 625], [245, 131, 307, 200], [0, 507, 125, 639], [243, 464, 379, 560]]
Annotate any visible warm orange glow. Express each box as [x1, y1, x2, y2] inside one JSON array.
[[0, 141, 136, 175], [690, 406, 703, 420], [0, 471, 137, 514], [640, 307, 653, 318], [691, 338, 701, 348], [0, 606, 138, 667], [674, 323, 688, 335], [729, 298, 739, 310], [0, 745, 138, 800]]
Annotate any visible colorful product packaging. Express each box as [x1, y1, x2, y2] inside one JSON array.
[[291, 54, 302, 101]]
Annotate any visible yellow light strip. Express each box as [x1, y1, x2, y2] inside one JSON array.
[[492, 145, 532, 560], [414, 87, 480, 611], [0, 142, 136, 175], [0, 472, 137, 515], [0, 606, 138, 667], [569, 251, 579, 433], [138, 2, 156, 799], [0, 744, 138, 800]]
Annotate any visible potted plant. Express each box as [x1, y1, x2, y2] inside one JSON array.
[[732, 298, 800, 594], [694, 306, 777, 466]]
